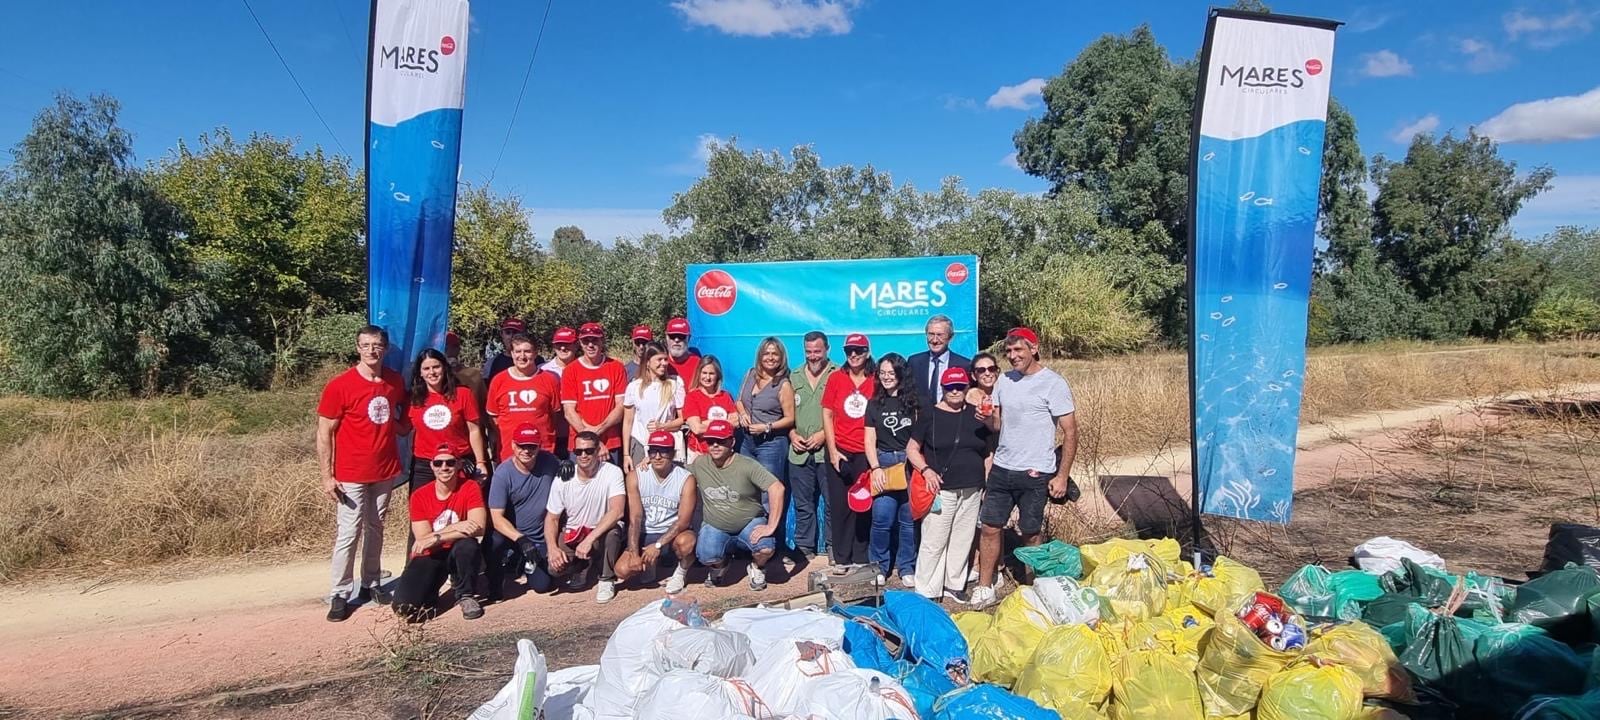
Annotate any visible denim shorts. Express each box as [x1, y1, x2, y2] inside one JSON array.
[[696, 516, 776, 565], [978, 465, 1048, 535]]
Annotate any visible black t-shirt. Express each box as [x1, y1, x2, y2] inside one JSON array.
[[867, 392, 916, 453], [911, 405, 991, 490]]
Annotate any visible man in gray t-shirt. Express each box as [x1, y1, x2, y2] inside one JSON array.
[[969, 327, 1079, 609]]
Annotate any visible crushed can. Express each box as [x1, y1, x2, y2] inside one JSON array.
[[1238, 602, 1278, 635], [1270, 621, 1307, 652]]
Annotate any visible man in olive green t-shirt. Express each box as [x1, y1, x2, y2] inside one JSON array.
[[691, 419, 784, 590], [786, 330, 836, 558]]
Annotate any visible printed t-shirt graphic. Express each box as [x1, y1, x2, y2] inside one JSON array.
[[561, 358, 628, 450], [822, 371, 876, 454], [409, 387, 480, 458], [317, 367, 409, 482], [487, 369, 561, 455]]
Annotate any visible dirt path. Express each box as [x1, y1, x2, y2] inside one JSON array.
[[2, 384, 1596, 717]]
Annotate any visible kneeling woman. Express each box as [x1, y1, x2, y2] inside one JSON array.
[[395, 444, 489, 622]]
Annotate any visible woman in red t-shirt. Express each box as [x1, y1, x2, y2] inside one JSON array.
[[407, 349, 490, 492], [682, 355, 740, 463], [393, 444, 488, 623], [821, 333, 877, 571]]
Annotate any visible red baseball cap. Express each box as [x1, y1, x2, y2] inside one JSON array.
[[433, 443, 454, 458], [703, 419, 735, 441], [666, 317, 691, 335], [940, 367, 971, 388], [847, 473, 874, 513], [501, 318, 525, 332], [631, 324, 654, 342], [551, 327, 577, 345], [578, 322, 605, 339], [444, 331, 461, 351], [1007, 326, 1040, 347], [844, 333, 870, 349], [647, 430, 676, 448], [512, 423, 542, 447]]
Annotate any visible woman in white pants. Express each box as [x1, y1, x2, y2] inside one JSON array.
[[906, 367, 994, 604]]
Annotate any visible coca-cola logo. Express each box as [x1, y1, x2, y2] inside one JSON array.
[[441, 36, 456, 56], [1304, 58, 1323, 76], [694, 269, 737, 316], [945, 262, 969, 286]]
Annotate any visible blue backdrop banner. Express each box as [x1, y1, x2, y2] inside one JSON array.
[[684, 256, 981, 384], [1189, 10, 1338, 524], [366, 0, 470, 374]]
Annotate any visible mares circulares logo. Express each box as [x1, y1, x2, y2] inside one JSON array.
[[379, 35, 456, 74], [694, 270, 737, 316], [1218, 58, 1322, 94], [849, 279, 949, 317]]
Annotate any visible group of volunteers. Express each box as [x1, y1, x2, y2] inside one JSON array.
[[315, 314, 1077, 623]]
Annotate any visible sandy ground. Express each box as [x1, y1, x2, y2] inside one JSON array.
[[2, 384, 1596, 717]]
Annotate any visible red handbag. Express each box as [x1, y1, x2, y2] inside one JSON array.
[[909, 467, 934, 520]]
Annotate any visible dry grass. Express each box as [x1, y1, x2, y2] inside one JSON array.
[[3, 342, 1599, 581]]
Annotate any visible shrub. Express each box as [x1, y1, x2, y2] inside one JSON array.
[[1016, 254, 1155, 356], [1518, 290, 1600, 341]]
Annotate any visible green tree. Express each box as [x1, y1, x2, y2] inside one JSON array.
[[1318, 99, 1374, 270], [1011, 253, 1155, 356], [1535, 226, 1600, 300], [0, 94, 241, 397], [1314, 254, 1418, 343], [452, 185, 586, 337]]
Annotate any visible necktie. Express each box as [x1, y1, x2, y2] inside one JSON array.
[[928, 354, 941, 397]]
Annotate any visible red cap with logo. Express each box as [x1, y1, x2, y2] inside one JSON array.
[[940, 367, 971, 388], [647, 430, 676, 448], [444, 331, 461, 351], [844, 333, 870, 349], [433, 443, 454, 457], [847, 473, 874, 513], [512, 423, 542, 447], [631, 324, 654, 342], [578, 322, 605, 339], [1007, 326, 1040, 347], [551, 327, 577, 345], [501, 317, 525, 332], [703, 419, 736, 441], [666, 317, 691, 335]]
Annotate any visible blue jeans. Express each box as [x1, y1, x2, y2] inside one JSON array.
[[870, 450, 915, 577], [788, 456, 828, 554], [696, 517, 777, 566], [741, 431, 791, 549]]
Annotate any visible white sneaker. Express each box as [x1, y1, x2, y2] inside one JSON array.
[[968, 567, 979, 583], [968, 585, 997, 610], [875, 574, 887, 586], [900, 574, 916, 588], [747, 563, 767, 591], [596, 580, 616, 604], [665, 567, 688, 595]]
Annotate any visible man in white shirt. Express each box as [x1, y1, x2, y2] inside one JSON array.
[[618, 431, 699, 595], [543, 431, 628, 604]]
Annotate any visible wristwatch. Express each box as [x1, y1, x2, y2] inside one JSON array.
[[653, 541, 663, 551]]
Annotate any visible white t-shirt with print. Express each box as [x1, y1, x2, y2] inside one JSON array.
[[623, 377, 685, 449], [634, 463, 691, 535], [546, 462, 626, 532]]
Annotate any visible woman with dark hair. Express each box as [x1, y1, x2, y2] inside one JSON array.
[[966, 352, 1001, 416], [683, 355, 739, 463], [821, 333, 876, 573], [408, 348, 489, 492], [862, 352, 919, 586]]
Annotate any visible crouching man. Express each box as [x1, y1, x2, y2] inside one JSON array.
[[692, 420, 784, 590], [616, 430, 698, 594], [394, 444, 487, 622], [544, 431, 628, 603]]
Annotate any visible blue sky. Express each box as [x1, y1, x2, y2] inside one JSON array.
[[4, 1, 1597, 242]]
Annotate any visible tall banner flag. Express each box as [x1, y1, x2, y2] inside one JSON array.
[[684, 256, 980, 386], [1189, 10, 1338, 524], [366, 0, 470, 374]]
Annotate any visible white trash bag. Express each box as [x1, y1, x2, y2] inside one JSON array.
[[791, 668, 921, 720], [744, 640, 857, 714], [633, 670, 772, 720], [719, 607, 846, 658], [542, 665, 599, 720], [589, 600, 696, 719], [1354, 536, 1447, 575], [1032, 576, 1101, 626], [652, 626, 756, 678], [469, 638, 549, 720]]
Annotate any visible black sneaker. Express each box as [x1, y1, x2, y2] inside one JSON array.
[[458, 596, 485, 620], [943, 588, 971, 605], [704, 564, 727, 587], [358, 585, 393, 606], [326, 595, 350, 622]]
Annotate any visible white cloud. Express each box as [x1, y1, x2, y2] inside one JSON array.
[[1001, 152, 1021, 171], [527, 208, 669, 247], [1512, 175, 1600, 237], [1346, 7, 1393, 33], [1389, 114, 1441, 144], [1358, 50, 1413, 78], [986, 78, 1046, 110], [672, 0, 856, 37], [1478, 86, 1600, 143], [1457, 38, 1513, 73], [1504, 9, 1596, 48]]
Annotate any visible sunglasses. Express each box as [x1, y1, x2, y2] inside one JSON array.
[[633, 339, 649, 346], [646, 447, 674, 457], [844, 347, 868, 356], [704, 437, 733, 447], [430, 458, 458, 468], [973, 365, 999, 374], [942, 384, 969, 393], [579, 337, 602, 344], [514, 443, 540, 452], [666, 333, 688, 341], [572, 446, 599, 456]]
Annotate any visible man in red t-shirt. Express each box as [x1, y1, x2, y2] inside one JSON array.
[[664, 316, 701, 382], [393, 444, 489, 622], [486, 333, 562, 459], [316, 324, 411, 622], [561, 322, 628, 465]]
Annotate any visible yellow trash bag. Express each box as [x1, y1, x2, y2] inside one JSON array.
[[1170, 556, 1265, 618], [1015, 624, 1113, 712], [1257, 662, 1365, 720], [1082, 537, 1182, 575], [1110, 650, 1203, 720], [1127, 616, 1181, 655], [1302, 622, 1416, 703], [953, 611, 993, 651], [1162, 605, 1216, 661], [1096, 619, 1132, 659], [971, 588, 1051, 687], [1088, 552, 1170, 622], [1196, 608, 1300, 717]]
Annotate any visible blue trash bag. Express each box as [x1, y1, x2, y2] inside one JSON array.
[[882, 591, 971, 677], [932, 683, 1057, 720], [902, 660, 959, 719], [840, 613, 907, 676]]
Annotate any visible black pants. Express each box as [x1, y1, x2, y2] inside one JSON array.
[[552, 524, 625, 584], [394, 536, 484, 622], [484, 532, 555, 600], [825, 451, 871, 566], [789, 457, 826, 554]]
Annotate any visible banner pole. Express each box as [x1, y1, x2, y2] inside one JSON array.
[[1185, 9, 1221, 559]]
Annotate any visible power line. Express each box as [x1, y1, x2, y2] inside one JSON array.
[[485, 0, 554, 188], [239, 0, 349, 156]]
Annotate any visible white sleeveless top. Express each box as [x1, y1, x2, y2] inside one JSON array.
[[635, 464, 690, 535]]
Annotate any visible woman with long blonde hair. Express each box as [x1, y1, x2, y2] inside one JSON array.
[[622, 342, 685, 472]]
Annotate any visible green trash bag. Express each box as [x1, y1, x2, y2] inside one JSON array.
[[1467, 622, 1587, 715], [1381, 558, 1515, 621], [1282, 565, 1385, 621], [1364, 594, 1422, 630], [1513, 689, 1600, 720], [1510, 565, 1600, 641], [1589, 592, 1600, 646], [1014, 540, 1083, 579], [1396, 603, 1485, 705]]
